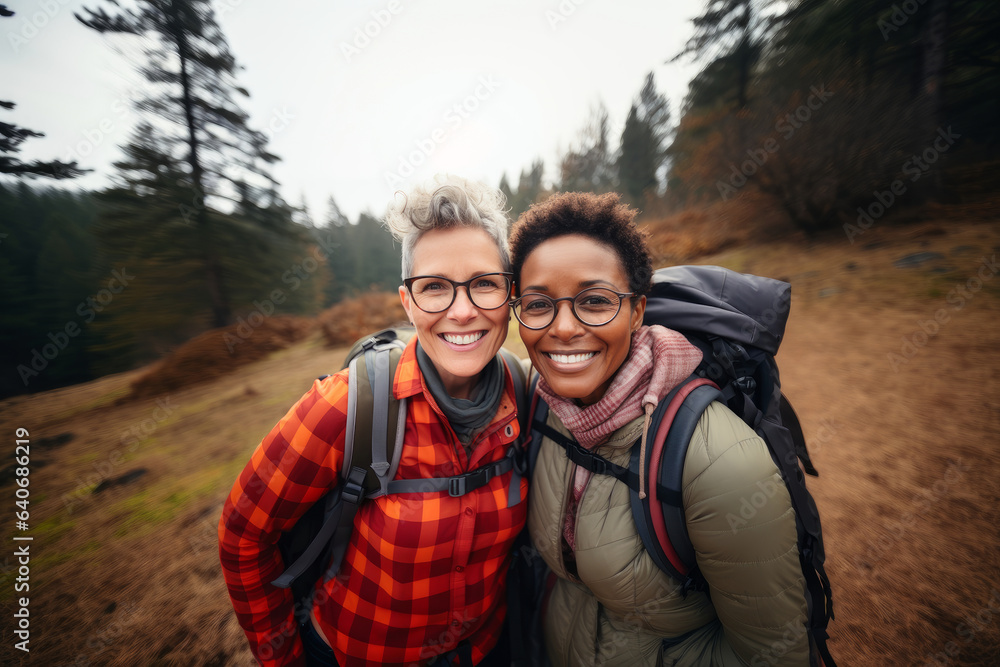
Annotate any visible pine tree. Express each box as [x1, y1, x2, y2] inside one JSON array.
[[316, 196, 353, 303], [352, 212, 400, 292], [0, 102, 89, 179], [1, 6, 88, 180], [498, 173, 514, 212], [672, 0, 787, 111], [508, 159, 546, 221], [558, 103, 616, 194], [76, 0, 281, 327], [0, 183, 100, 397], [617, 73, 671, 207]]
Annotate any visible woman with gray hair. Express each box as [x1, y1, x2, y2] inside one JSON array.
[[220, 175, 527, 666]]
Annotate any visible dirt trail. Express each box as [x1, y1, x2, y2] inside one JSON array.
[[1, 218, 998, 666]]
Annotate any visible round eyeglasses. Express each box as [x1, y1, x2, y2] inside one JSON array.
[[403, 273, 513, 313], [511, 287, 634, 330]]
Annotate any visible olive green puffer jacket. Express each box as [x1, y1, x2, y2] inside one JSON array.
[[527, 402, 809, 666]]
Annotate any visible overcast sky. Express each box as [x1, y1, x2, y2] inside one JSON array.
[[2, 0, 703, 222]]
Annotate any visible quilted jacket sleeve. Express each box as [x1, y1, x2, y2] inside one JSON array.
[[681, 402, 810, 666]]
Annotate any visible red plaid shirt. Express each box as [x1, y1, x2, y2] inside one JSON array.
[[219, 338, 528, 666]]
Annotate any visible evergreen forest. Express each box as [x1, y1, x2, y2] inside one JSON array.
[[2, 0, 997, 398]]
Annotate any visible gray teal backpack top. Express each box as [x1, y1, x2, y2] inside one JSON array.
[[522, 265, 836, 667], [270, 327, 527, 625]]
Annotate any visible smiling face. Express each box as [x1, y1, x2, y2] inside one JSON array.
[[399, 226, 510, 399], [518, 234, 645, 405]]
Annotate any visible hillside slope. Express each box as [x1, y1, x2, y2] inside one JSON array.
[[1, 217, 998, 666]]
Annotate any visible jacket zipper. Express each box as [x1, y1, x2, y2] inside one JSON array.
[[556, 455, 577, 581], [557, 454, 597, 585], [575, 471, 596, 549]]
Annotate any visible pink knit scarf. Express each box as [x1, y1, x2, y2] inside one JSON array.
[[537, 325, 702, 450], [536, 325, 702, 551]]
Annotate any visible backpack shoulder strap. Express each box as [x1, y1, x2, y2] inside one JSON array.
[[497, 349, 530, 507], [327, 341, 401, 574], [270, 361, 375, 592], [778, 392, 818, 477], [273, 338, 408, 592], [362, 345, 523, 503], [349, 339, 408, 496], [526, 372, 546, 479], [525, 373, 714, 594], [754, 411, 834, 664], [508, 369, 553, 666], [641, 381, 837, 664], [321, 340, 407, 581], [631, 377, 720, 594]]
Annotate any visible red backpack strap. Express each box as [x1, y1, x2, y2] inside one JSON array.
[[630, 376, 720, 593]]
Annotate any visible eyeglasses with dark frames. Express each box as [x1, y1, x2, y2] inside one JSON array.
[[511, 287, 634, 330], [403, 272, 513, 313]]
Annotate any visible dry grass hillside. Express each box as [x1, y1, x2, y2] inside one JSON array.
[[1, 212, 998, 666]]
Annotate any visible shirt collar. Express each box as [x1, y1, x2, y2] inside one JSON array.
[[393, 337, 518, 433]]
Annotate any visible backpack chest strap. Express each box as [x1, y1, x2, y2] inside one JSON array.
[[374, 444, 519, 498], [532, 419, 640, 491]]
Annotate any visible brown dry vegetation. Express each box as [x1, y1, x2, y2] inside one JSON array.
[[130, 316, 317, 400], [125, 291, 406, 404], [640, 190, 798, 264], [317, 291, 408, 347], [1, 214, 999, 666]]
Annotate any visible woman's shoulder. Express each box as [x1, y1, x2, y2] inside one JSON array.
[[284, 368, 352, 420], [315, 367, 351, 395], [680, 401, 776, 490]]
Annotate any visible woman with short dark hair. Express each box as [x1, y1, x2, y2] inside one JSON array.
[[509, 191, 810, 666]]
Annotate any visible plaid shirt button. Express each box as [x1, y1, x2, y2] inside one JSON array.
[[465, 507, 474, 516]]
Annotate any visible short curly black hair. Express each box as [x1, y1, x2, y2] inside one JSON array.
[[509, 191, 653, 297]]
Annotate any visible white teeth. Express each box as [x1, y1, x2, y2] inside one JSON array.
[[548, 352, 596, 365], [443, 331, 485, 345]]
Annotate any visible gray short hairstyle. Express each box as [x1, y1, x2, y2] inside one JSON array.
[[384, 174, 511, 281]]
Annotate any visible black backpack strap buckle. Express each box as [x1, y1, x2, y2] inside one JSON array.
[[570, 447, 608, 475], [735, 376, 757, 394], [448, 476, 468, 497], [341, 466, 367, 505], [448, 457, 511, 497]]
